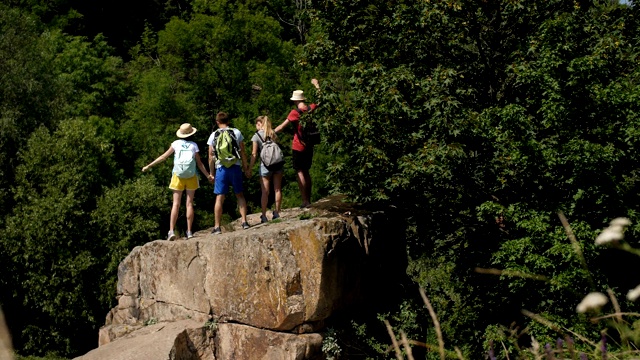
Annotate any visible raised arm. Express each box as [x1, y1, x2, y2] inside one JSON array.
[[311, 78, 321, 105], [311, 78, 320, 91], [142, 146, 174, 172]]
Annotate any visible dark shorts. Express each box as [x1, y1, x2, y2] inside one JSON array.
[[292, 148, 314, 171]]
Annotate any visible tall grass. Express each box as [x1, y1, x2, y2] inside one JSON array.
[[383, 215, 640, 359]]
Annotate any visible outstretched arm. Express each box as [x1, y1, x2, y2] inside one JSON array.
[[142, 147, 174, 172], [274, 119, 290, 133]]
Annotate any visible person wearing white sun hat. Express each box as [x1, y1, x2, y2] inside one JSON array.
[[274, 78, 321, 208], [142, 123, 213, 241]]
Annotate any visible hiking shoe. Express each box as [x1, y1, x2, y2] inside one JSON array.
[[186, 231, 194, 239], [260, 215, 268, 224], [211, 227, 222, 235], [272, 211, 280, 220], [242, 222, 250, 230], [167, 230, 176, 241]]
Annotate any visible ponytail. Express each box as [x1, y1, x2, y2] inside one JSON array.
[[256, 116, 277, 142]]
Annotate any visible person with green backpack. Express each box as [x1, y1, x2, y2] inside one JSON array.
[[142, 123, 213, 241], [207, 112, 251, 234]]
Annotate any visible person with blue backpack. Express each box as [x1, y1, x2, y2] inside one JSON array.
[[207, 112, 251, 234], [142, 123, 213, 241]]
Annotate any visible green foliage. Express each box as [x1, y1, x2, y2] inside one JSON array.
[[2, 118, 118, 355], [298, 211, 318, 220], [204, 319, 218, 332], [321, 328, 342, 360], [90, 176, 168, 306], [143, 317, 158, 326], [304, 0, 640, 356], [0, 5, 65, 218], [15, 354, 68, 360]]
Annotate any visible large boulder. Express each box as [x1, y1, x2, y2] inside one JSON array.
[[76, 320, 213, 360], [79, 196, 388, 360]]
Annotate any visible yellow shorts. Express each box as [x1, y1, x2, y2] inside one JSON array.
[[169, 173, 199, 191]]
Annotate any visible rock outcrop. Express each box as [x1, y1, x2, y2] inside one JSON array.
[[76, 196, 386, 360]]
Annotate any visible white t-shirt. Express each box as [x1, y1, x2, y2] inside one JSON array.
[[171, 139, 199, 175], [207, 127, 244, 168]]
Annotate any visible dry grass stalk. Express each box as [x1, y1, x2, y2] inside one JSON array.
[[521, 309, 596, 347], [590, 312, 640, 321], [400, 330, 415, 360], [474, 267, 548, 281], [384, 319, 404, 360], [454, 346, 465, 360], [606, 288, 623, 322], [558, 212, 595, 288], [419, 287, 446, 360], [407, 339, 448, 352], [501, 341, 511, 360]]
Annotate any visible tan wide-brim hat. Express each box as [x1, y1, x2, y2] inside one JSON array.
[[176, 123, 197, 138], [290, 90, 305, 101]]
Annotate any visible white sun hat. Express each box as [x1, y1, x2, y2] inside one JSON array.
[[290, 90, 305, 101]]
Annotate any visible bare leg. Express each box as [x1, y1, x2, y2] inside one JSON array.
[[260, 176, 271, 217], [236, 192, 248, 223], [170, 190, 183, 232], [304, 170, 312, 205], [273, 172, 283, 213], [214, 194, 225, 228], [296, 170, 307, 206], [296, 170, 312, 206], [185, 189, 196, 233]]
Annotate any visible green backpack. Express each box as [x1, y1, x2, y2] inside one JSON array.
[[213, 128, 241, 168]]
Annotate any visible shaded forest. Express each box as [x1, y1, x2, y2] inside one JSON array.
[[3, 0, 640, 359]]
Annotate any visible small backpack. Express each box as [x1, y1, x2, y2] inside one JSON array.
[[255, 131, 285, 171], [213, 128, 241, 168], [296, 107, 321, 146], [174, 140, 197, 178]]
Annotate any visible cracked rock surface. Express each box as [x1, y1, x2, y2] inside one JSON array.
[[76, 195, 378, 360]]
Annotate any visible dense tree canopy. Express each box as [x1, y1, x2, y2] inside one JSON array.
[[303, 0, 640, 356]]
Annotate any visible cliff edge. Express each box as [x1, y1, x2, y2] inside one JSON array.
[[75, 195, 389, 360]]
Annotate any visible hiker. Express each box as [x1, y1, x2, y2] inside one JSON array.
[[142, 123, 213, 240], [249, 116, 284, 223], [207, 112, 250, 234], [274, 78, 321, 208]]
